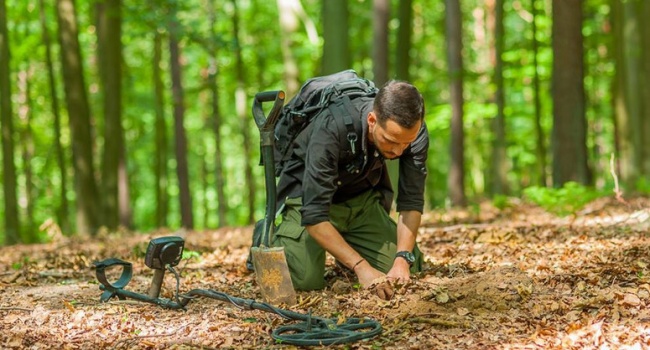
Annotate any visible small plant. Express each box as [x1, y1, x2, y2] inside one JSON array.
[[492, 194, 510, 210], [182, 249, 201, 261], [523, 181, 605, 217]]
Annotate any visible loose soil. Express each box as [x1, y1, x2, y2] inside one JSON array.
[[1, 197, 649, 349]]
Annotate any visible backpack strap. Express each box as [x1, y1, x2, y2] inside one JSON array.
[[329, 95, 364, 174], [332, 95, 358, 155]]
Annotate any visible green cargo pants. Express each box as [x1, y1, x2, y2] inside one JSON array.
[[272, 190, 423, 291]]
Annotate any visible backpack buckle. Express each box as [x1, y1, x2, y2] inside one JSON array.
[[347, 132, 357, 154]]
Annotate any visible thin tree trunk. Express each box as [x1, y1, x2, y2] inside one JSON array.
[[639, 0, 650, 177], [488, 0, 508, 195], [551, 0, 590, 186], [39, 0, 69, 234], [0, 0, 21, 244], [321, 0, 349, 74], [168, 5, 193, 229], [531, 0, 547, 187], [153, 31, 169, 228], [56, 0, 101, 235], [372, 0, 390, 85], [277, 0, 300, 97], [98, 0, 128, 230], [231, 0, 256, 224], [395, 0, 413, 81], [17, 69, 38, 242], [445, 0, 466, 207], [207, 0, 228, 227]]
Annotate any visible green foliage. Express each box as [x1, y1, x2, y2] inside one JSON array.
[[523, 182, 605, 217], [492, 195, 511, 210], [182, 249, 201, 261]]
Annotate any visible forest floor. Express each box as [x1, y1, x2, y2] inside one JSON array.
[[1, 196, 650, 349]]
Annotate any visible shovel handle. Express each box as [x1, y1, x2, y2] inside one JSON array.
[[252, 90, 285, 132]]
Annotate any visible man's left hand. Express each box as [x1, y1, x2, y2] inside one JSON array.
[[386, 258, 411, 282]]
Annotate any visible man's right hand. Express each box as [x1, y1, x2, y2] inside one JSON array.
[[355, 260, 394, 300]]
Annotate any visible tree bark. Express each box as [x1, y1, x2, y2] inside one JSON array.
[[0, 0, 21, 244], [395, 0, 413, 81], [208, 0, 228, 227], [39, 0, 69, 234], [17, 69, 38, 242], [231, 0, 256, 225], [98, 0, 130, 230], [445, 0, 466, 207], [531, 0, 547, 187], [153, 31, 169, 228], [372, 0, 390, 85], [168, 4, 194, 229], [488, 0, 508, 195], [321, 0, 349, 74], [276, 0, 300, 97], [56, 0, 101, 235], [551, 0, 590, 187]]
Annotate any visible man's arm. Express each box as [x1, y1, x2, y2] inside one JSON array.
[[305, 222, 386, 287], [386, 210, 421, 281]]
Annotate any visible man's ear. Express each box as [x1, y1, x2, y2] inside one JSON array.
[[367, 111, 377, 127]]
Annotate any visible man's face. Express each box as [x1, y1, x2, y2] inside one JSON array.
[[367, 112, 421, 160]]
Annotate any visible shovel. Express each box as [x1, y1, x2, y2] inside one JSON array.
[[250, 90, 297, 306]]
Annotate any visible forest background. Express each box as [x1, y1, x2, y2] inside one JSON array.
[[0, 0, 649, 245]]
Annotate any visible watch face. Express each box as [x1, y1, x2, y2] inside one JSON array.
[[397, 251, 415, 264]]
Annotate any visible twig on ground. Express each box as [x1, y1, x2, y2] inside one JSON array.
[[0, 306, 32, 312], [609, 153, 626, 204], [410, 317, 469, 328]]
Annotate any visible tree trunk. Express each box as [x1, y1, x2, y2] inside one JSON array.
[[39, 0, 69, 234], [153, 31, 169, 228], [98, 0, 129, 230], [276, 0, 300, 97], [56, 0, 101, 235], [642, 0, 650, 177], [208, 0, 228, 227], [231, 0, 256, 225], [168, 5, 194, 229], [321, 0, 349, 74], [551, 0, 590, 187], [488, 0, 508, 195], [0, 0, 21, 244], [445, 0, 466, 207], [395, 0, 413, 81], [531, 0, 547, 187], [17, 69, 38, 242], [372, 0, 390, 85]]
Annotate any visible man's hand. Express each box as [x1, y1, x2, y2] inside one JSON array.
[[386, 257, 412, 282], [355, 260, 394, 300]]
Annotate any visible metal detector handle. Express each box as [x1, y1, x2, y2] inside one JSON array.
[[252, 90, 285, 137]]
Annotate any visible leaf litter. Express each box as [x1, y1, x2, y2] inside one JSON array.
[[0, 196, 649, 349]]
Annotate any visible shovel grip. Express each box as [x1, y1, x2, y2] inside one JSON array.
[[252, 90, 285, 132]]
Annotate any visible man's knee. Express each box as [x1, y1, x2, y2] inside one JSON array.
[[291, 272, 325, 291]]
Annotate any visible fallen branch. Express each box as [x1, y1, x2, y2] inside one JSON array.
[[409, 317, 469, 328], [0, 306, 32, 312]]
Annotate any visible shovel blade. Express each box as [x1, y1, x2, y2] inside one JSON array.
[[251, 246, 296, 305]]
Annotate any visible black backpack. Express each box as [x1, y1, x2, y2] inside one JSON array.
[[273, 69, 378, 176]]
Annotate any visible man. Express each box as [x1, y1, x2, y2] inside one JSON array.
[[272, 80, 428, 300]]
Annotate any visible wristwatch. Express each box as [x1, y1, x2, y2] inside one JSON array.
[[395, 251, 416, 266]]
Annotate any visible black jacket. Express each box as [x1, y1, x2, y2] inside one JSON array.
[[275, 97, 429, 226]]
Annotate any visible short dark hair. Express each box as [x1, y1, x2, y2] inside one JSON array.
[[373, 80, 425, 129]]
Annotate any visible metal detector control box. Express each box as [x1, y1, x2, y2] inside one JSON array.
[[144, 236, 185, 270]]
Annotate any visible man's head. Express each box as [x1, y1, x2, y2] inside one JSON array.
[[367, 80, 425, 160]]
